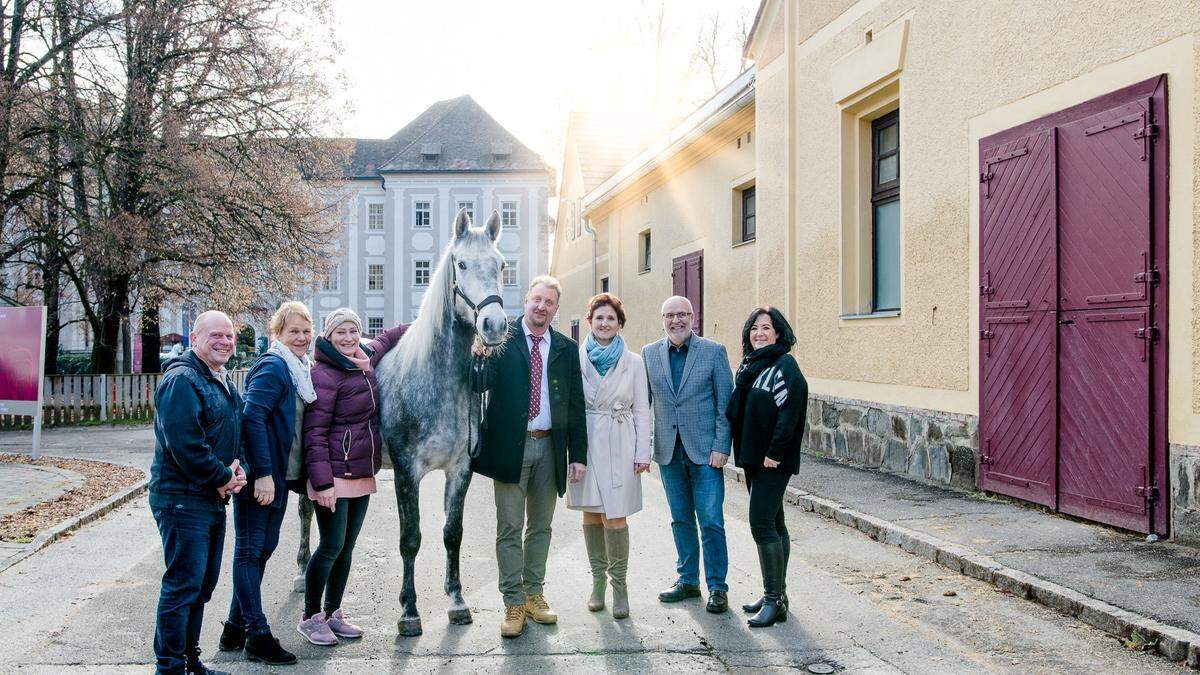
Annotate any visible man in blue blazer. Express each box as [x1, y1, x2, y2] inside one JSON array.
[[643, 296, 734, 613]]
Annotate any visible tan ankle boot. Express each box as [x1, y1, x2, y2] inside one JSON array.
[[524, 594, 558, 624], [605, 526, 630, 619], [583, 523, 608, 611], [500, 604, 526, 638]]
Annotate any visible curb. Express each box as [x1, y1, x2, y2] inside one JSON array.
[[0, 474, 149, 575], [723, 465, 1200, 669]]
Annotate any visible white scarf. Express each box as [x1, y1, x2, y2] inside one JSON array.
[[268, 340, 317, 403]]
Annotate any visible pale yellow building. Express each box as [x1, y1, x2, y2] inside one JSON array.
[[553, 70, 758, 353], [551, 111, 675, 335], [743, 0, 1200, 541]]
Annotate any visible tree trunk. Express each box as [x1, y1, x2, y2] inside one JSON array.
[[141, 297, 161, 373], [42, 260, 61, 375], [90, 274, 129, 374]]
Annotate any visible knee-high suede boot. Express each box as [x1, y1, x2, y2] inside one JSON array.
[[583, 523, 608, 611], [748, 542, 787, 627], [605, 526, 630, 619]]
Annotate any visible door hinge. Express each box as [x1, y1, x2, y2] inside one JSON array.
[[979, 329, 994, 340], [1134, 325, 1160, 341], [1135, 484, 1159, 502], [980, 170, 994, 198], [1134, 268, 1160, 285]]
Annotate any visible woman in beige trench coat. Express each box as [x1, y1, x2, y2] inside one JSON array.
[[566, 293, 652, 620]]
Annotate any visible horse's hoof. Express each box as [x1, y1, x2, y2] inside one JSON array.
[[448, 607, 473, 625], [397, 617, 423, 637], [292, 575, 305, 593]]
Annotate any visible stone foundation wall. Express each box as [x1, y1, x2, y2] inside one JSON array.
[[1170, 444, 1200, 545], [803, 394, 979, 491]]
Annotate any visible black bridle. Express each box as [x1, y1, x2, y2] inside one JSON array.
[[449, 255, 504, 459], [450, 256, 504, 320]]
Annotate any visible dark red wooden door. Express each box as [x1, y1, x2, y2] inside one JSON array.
[[979, 311, 1057, 506], [979, 129, 1058, 507], [1057, 309, 1151, 531], [978, 76, 1166, 535], [672, 251, 704, 336], [1057, 100, 1153, 310], [980, 130, 1057, 312]]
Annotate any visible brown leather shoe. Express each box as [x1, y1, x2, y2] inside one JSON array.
[[524, 594, 558, 625], [500, 604, 526, 638]]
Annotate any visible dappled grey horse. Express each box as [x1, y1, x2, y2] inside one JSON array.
[[381, 209, 509, 635], [293, 211, 508, 624]]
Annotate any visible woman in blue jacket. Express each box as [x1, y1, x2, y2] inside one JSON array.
[[219, 301, 316, 665]]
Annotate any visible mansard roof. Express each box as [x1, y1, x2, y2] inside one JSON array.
[[343, 95, 547, 178]]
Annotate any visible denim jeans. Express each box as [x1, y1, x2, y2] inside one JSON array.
[[658, 440, 728, 592], [227, 497, 287, 636], [152, 504, 226, 675]]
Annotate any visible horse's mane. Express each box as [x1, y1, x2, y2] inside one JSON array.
[[397, 241, 456, 374]]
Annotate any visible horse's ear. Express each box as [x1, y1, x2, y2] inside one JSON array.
[[485, 211, 501, 241], [454, 207, 471, 239]]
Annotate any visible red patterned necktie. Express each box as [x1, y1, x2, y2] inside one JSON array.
[[528, 334, 544, 421]]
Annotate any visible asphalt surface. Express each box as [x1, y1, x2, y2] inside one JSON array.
[[0, 427, 1177, 674], [790, 456, 1200, 635]]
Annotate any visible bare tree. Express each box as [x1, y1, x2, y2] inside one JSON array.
[[43, 0, 348, 373]]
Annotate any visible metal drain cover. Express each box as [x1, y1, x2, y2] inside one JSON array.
[[807, 663, 835, 674]]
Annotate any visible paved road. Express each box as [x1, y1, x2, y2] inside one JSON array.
[[2, 454, 1176, 674]]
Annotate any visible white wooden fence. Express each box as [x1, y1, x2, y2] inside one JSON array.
[[0, 370, 249, 429]]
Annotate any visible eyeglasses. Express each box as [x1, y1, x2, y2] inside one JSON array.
[[662, 312, 693, 320]]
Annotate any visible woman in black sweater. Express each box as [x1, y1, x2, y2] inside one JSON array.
[[726, 306, 808, 628]]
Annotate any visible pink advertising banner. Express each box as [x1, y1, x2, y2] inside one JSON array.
[[0, 305, 46, 406]]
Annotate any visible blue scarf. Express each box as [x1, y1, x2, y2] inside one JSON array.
[[585, 333, 624, 377]]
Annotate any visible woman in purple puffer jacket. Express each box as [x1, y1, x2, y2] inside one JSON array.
[[297, 308, 407, 646]]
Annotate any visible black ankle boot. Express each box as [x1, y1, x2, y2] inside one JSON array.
[[217, 621, 245, 652], [186, 647, 230, 675], [245, 632, 298, 665], [748, 542, 788, 628]]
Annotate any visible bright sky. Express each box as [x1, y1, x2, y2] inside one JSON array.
[[324, 0, 759, 172]]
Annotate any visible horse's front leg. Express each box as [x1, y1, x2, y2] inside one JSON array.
[[393, 462, 424, 636], [294, 494, 315, 592], [443, 459, 474, 625]]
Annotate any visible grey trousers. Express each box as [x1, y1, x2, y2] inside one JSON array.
[[494, 435, 558, 607]]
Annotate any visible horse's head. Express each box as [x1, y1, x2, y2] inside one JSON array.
[[448, 208, 509, 346]]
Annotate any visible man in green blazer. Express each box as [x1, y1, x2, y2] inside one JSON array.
[[472, 275, 587, 638]]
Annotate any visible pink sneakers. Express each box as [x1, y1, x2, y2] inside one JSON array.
[[326, 609, 364, 639], [296, 612, 338, 646]]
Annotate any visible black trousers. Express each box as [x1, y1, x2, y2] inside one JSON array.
[[304, 495, 370, 616], [743, 466, 790, 545]]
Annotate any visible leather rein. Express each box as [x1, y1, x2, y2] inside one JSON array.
[[449, 255, 503, 459]]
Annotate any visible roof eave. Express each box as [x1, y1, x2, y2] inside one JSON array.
[[582, 68, 756, 216]]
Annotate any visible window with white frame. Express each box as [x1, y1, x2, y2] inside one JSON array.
[[321, 263, 340, 291], [366, 315, 384, 336], [456, 200, 475, 222], [413, 259, 431, 286], [367, 203, 384, 230], [367, 264, 384, 291], [413, 201, 431, 228], [503, 259, 518, 286], [501, 201, 518, 228]]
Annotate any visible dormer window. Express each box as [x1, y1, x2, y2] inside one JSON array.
[[491, 142, 512, 159], [420, 143, 441, 159]]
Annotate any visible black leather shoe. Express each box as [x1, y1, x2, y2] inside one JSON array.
[[245, 632, 298, 666], [706, 591, 729, 614], [658, 582, 701, 603], [217, 621, 245, 652], [186, 648, 230, 675]]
